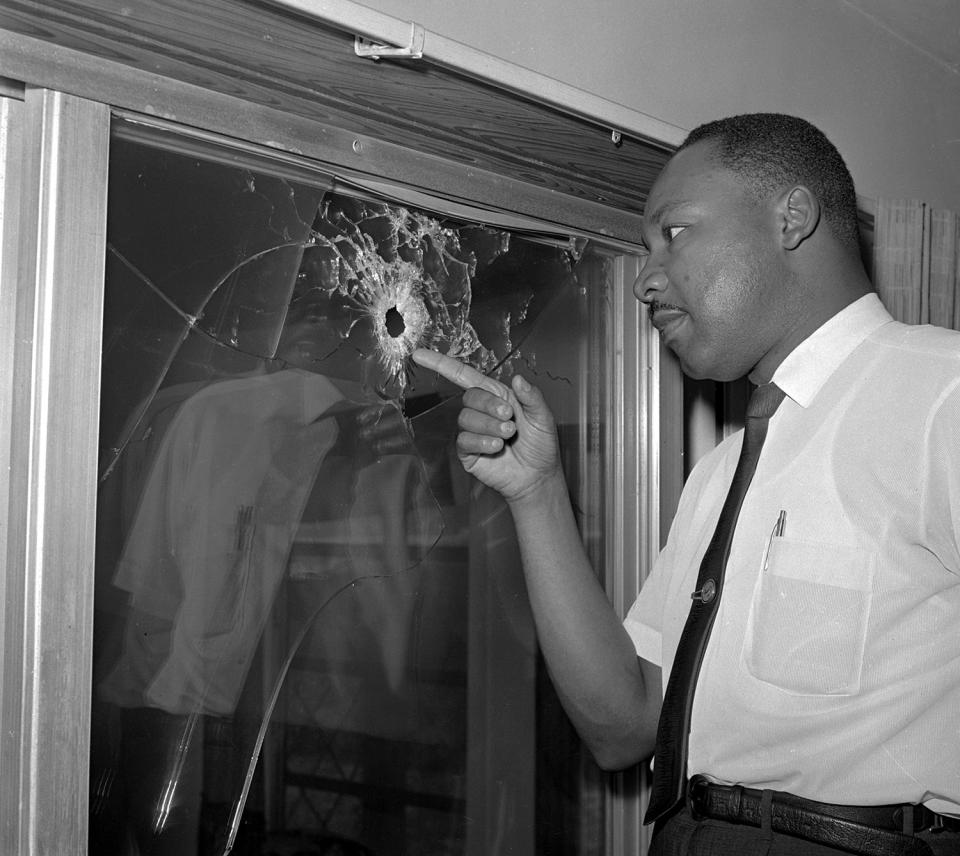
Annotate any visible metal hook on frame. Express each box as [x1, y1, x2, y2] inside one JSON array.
[[354, 23, 425, 60]]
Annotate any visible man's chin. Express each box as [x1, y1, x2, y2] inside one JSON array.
[[673, 352, 734, 384]]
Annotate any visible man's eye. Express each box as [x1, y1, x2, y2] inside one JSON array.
[[665, 225, 687, 241]]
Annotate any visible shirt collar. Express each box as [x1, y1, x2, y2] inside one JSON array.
[[771, 293, 893, 408]]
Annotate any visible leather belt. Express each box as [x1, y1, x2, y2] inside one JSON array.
[[687, 776, 959, 856]]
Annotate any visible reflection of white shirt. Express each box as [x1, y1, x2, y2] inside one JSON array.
[[626, 294, 960, 815], [103, 369, 346, 715]]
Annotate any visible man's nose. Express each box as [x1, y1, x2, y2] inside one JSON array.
[[632, 262, 668, 303]]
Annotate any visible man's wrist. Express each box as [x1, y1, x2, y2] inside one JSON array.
[[505, 466, 567, 511]]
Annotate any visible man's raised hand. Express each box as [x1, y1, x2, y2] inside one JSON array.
[[411, 349, 560, 503]]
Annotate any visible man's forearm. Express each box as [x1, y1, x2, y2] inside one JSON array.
[[507, 470, 660, 768]]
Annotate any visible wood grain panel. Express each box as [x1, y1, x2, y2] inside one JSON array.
[[0, 0, 671, 216]]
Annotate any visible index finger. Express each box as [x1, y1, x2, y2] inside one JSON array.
[[412, 348, 509, 399]]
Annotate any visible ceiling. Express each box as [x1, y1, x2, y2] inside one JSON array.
[[843, 0, 960, 74]]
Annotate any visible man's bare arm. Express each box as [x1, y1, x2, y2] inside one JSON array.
[[412, 349, 660, 767]]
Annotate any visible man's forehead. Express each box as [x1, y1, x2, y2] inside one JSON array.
[[643, 141, 736, 223]]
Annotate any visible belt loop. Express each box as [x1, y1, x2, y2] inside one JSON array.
[[685, 775, 702, 820], [902, 804, 915, 835], [759, 789, 774, 853], [760, 789, 774, 833]]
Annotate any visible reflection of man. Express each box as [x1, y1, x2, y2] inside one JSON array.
[[100, 368, 348, 715], [415, 114, 960, 856], [101, 247, 381, 716], [94, 245, 433, 854]]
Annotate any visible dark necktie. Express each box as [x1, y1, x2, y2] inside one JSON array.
[[645, 382, 786, 824]]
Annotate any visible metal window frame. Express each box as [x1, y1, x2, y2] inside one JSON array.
[[0, 86, 109, 856], [0, 29, 682, 856]]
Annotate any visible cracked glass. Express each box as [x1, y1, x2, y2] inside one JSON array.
[[91, 131, 616, 856]]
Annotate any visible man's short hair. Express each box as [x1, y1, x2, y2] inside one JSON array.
[[679, 113, 861, 253]]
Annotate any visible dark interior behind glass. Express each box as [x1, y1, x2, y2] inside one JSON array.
[[90, 133, 611, 856]]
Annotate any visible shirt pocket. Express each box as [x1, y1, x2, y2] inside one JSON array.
[[740, 538, 875, 696]]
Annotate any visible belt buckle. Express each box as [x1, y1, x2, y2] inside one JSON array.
[[903, 803, 951, 833]]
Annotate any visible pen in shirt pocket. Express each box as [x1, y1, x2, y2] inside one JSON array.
[[762, 509, 787, 573]]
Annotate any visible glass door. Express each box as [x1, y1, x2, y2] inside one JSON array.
[[89, 124, 625, 856]]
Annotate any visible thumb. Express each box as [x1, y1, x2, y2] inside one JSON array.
[[511, 374, 550, 422]]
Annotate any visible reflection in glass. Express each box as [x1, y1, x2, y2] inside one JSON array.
[[91, 133, 613, 855]]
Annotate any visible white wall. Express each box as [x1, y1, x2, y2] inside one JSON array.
[[359, 0, 960, 211]]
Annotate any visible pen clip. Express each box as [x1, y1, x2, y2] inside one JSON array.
[[773, 509, 786, 538], [762, 509, 787, 573]]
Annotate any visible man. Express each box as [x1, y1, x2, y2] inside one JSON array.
[[413, 113, 960, 855]]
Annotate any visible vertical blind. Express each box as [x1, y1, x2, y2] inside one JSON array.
[[872, 199, 960, 329]]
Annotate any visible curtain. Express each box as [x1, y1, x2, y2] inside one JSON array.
[[871, 199, 960, 329]]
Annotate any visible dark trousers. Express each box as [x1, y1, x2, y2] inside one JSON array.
[[649, 804, 960, 856]]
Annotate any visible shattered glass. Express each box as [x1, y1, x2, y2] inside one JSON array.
[[91, 133, 615, 855]]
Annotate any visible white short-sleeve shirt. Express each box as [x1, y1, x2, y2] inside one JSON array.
[[624, 293, 960, 815]]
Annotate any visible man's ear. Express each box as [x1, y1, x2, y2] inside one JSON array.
[[778, 185, 820, 250]]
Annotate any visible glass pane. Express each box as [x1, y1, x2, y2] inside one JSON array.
[[91, 132, 614, 856]]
